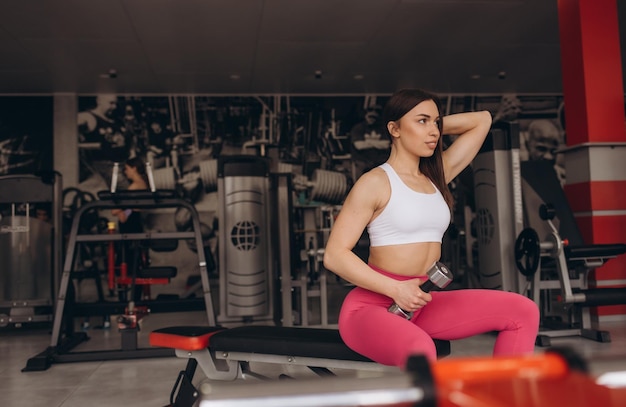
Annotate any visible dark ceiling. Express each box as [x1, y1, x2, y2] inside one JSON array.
[[0, 0, 624, 95]]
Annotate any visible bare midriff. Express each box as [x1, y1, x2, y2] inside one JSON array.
[[368, 241, 441, 277]]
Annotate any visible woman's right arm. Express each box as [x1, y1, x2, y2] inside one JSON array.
[[323, 170, 399, 298], [324, 169, 432, 311]]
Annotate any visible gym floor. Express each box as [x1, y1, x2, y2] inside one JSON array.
[[2, 276, 626, 407]]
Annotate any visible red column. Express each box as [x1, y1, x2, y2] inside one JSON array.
[[558, 0, 626, 320]]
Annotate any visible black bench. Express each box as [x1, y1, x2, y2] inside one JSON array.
[[150, 325, 451, 407]]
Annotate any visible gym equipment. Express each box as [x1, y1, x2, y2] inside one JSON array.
[[195, 349, 626, 407], [152, 159, 218, 192], [151, 327, 623, 407], [388, 262, 453, 319], [519, 160, 626, 346], [515, 227, 541, 278], [105, 220, 180, 303], [275, 177, 346, 327], [215, 156, 348, 326], [472, 121, 525, 292], [280, 162, 349, 205], [22, 189, 216, 371], [309, 168, 348, 204], [155, 156, 346, 248], [217, 155, 273, 322], [0, 172, 62, 328], [61, 187, 98, 233], [271, 165, 349, 327], [149, 325, 451, 407], [168, 95, 200, 152], [515, 202, 626, 346]]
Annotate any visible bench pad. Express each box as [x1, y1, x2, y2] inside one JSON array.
[[150, 325, 451, 361]]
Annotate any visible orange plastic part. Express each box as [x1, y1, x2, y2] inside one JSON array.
[[149, 329, 223, 351]]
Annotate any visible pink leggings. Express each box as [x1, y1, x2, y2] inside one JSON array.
[[338, 265, 540, 367]]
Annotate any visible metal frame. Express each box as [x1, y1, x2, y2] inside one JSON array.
[[473, 121, 525, 293], [529, 221, 618, 346], [217, 155, 274, 323], [23, 192, 215, 371], [0, 172, 63, 327]]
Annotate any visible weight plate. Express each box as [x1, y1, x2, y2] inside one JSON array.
[[199, 159, 218, 192], [153, 167, 176, 190], [515, 228, 541, 277]]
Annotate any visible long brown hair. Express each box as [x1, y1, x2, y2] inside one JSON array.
[[126, 156, 149, 186], [381, 89, 453, 210]]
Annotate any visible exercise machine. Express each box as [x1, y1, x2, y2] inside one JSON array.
[[274, 163, 349, 327], [516, 160, 626, 346], [23, 187, 216, 371], [0, 171, 63, 328], [515, 202, 626, 346], [217, 155, 274, 323], [472, 121, 525, 293], [213, 154, 349, 327]]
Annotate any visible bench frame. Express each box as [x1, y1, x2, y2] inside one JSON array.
[[150, 325, 450, 407]]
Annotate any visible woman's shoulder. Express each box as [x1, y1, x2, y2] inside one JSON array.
[[128, 181, 148, 191], [357, 165, 389, 186], [348, 166, 390, 204]]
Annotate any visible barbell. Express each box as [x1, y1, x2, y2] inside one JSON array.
[[153, 161, 348, 204], [288, 166, 348, 204], [152, 159, 218, 192]]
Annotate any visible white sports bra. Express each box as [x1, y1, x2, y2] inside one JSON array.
[[367, 163, 451, 247]]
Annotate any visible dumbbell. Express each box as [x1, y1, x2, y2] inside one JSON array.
[[388, 262, 454, 319]]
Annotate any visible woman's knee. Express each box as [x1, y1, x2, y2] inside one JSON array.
[[508, 293, 540, 328], [373, 332, 438, 367], [404, 338, 437, 365]]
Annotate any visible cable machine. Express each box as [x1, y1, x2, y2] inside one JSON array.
[[472, 121, 524, 293], [0, 172, 63, 328]]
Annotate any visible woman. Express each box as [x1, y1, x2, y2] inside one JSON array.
[[111, 157, 149, 301], [323, 89, 539, 367], [111, 157, 148, 232]]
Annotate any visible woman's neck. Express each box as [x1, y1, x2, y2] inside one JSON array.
[[387, 150, 422, 177]]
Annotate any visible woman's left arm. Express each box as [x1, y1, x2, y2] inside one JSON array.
[[441, 111, 492, 183]]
